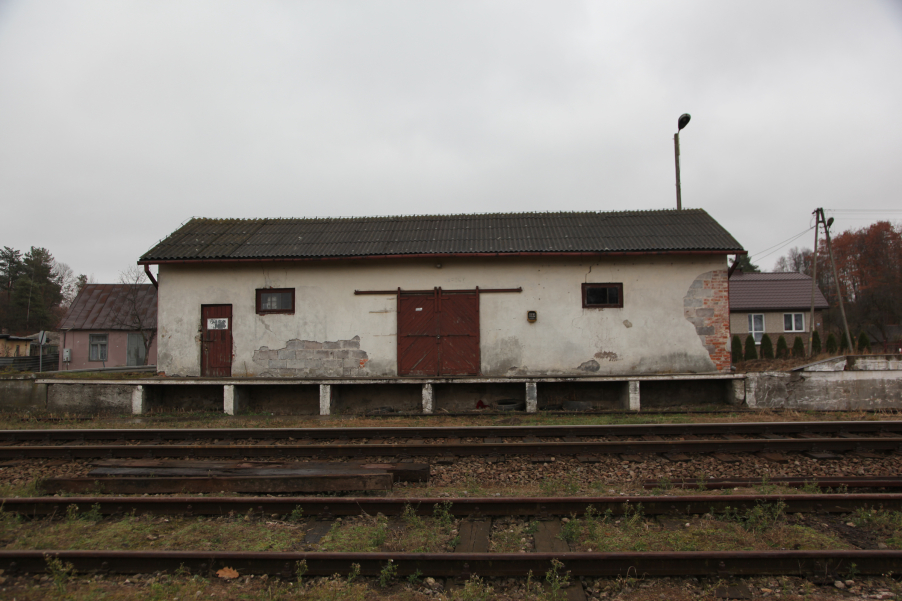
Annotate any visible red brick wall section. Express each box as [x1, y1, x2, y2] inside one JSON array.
[[683, 270, 731, 372]]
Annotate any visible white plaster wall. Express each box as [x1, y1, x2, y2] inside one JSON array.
[[156, 255, 728, 377]]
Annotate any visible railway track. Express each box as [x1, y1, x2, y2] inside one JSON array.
[[2, 420, 901, 459], [3, 492, 902, 518]]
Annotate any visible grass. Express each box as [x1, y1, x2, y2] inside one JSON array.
[[852, 508, 902, 548], [555, 502, 850, 553], [319, 508, 457, 553]]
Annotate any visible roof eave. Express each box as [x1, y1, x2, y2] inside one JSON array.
[[139, 249, 745, 266]]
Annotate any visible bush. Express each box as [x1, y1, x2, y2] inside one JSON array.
[[811, 330, 822, 355], [825, 333, 838, 355], [760, 334, 774, 359], [776, 335, 789, 359], [744, 335, 758, 361], [858, 331, 871, 353], [731, 335, 743, 362], [840, 332, 854, 353], [792, 336, 805, 358]]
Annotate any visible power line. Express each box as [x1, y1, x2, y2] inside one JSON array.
[[748, 226, 814, 262]]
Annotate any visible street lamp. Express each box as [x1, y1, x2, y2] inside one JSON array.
[[674, 113, 691, 210]]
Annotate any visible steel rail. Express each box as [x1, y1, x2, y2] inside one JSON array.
[[1, 549, 899, 577], [642, 476, 902, 490], [4, 420, 902, 442], [2, 436, 900, 459], [4, 494, 902, 518]]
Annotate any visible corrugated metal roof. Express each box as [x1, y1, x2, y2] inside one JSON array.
[[140, 210, 744, 262], [59, 284, 157, 331], [729, 272, 830, 311]]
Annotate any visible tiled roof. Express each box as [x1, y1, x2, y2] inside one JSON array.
[[59, 284, 157, 331], [729, 271, 829, 311], [139, 209, 744, 262]]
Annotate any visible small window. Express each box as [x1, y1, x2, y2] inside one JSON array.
[[89, 334, 108, 361], [582, 283, 623, 308], [748, 314, 765, 344], [784, 313, 804, 332], [256, 288, 295, 315]]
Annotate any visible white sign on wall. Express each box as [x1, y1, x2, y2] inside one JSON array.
[[207, 318, 229, 330]]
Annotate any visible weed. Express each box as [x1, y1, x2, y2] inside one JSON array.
[[451, 574, 494, 601], [695, 472, 708, 491], [560, 516, 580, 543], [65, 503, 80, 523], [434, 500, 454, 530], [45, 553, 76, 597], [755, 474, 777, 495], [346, 562, 361, 584], [525, 520, 540, 535], [652, 476, 672, 495], [622, 502, 645, 530], [407, 568, 423, 584], [545, 558, 571, 600], [844, 562, 860, 581], [295, 559, 307, 586], [540, 475, 580, 496], [801, 480, 822, 495], [378, 558, 397, 587], [84, 503, 103, 522], [288, 505, 304, 523], [721, 501, 786, 533], [402, 503, 422, 529]]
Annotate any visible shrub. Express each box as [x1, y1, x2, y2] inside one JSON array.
[[731, 335, 743, 363], [811, 330, 822, 355], [792, 336, 805, 358], [760, 334, 774, 359], [825, 333, 838, 355], [775, 335, 789, 359], [840, 332, 854, 353], [858, 331, 871, 353], [744, 335, 758, 361]]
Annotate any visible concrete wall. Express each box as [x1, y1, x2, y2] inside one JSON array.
[[745, 370, 902, 410], [47, 384, 134, 414], [59, 330, 157, 371], [156, 255, 731, 378], [0, 377, 46, 412]]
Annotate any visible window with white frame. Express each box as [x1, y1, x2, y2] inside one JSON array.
[[89, 334, 108, 362], [748, 314, 765, 344], [784, 313, 805, 332]]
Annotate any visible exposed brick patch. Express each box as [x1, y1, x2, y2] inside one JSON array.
[[252, 336, 368, 377], [684, 270, 731, 371]]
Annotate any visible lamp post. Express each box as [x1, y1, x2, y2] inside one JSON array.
[[674, 113, 691, 210]]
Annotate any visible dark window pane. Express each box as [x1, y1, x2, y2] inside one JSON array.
[[282, 292, 292, 309], [585, 286, 608, 305], [608, 287, 618, 305], [784, 314, 793, 331]]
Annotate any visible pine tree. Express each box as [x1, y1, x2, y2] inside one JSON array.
[[857, 331, 871, 353], [760, 334, 774, 359], [840, 332, 854, 353], [792, 336, 805, 358], [825, 333, 838, 355], [776, 335, 789, 359], [731, 336, 743, 363], [811, 330, 822, 355], [744, 335, 758, 361]]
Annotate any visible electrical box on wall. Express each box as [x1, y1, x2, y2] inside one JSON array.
[[62, 348, 72, 362], [527, 311, 537, 323]]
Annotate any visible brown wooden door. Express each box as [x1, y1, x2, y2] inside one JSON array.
[[201, 305, 232, 377], [397, 289, 479, 376], [438, 291, 479, 375]]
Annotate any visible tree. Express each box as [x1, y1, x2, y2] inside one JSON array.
[[113, 266, 157, 365], [731, 335, 743, 363], [760, 334, 774, 359], [825, 333, 838, 355], [773, 247, 813, 274], [744, 335, 758, 361], [857, 331, 871, 353], [775, 335, 789, 359], [811, 330, 822, 355], [792, 336, 805, 358], [0, 247, 23, 300], [733, 255, 760, 273]]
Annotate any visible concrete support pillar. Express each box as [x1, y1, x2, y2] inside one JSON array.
[[422, 383, 434, 414], [319, 384, 332, 416], [621, 380, 640, 411], [730, 379, 746, 406], [525, 382, 537, 413], [131, 385, 145, 415], [224, 384, 235, 415]]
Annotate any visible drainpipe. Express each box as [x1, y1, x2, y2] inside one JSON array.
[[144, 265, 158, 289]]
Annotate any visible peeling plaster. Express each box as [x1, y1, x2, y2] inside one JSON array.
[[253, 336, 369, 377]]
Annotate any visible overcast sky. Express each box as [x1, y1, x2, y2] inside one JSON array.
[[1, 1, 901, 282]]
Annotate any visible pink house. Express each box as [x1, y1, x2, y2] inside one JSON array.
[[58, 284, 157, 370]]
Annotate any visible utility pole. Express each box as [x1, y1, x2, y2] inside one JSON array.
[[808, 209, 821, 356], [820, 208, 854, 354]]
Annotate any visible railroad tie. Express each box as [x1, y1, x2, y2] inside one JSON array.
[[454, 519, 491, 553], [532, 519, 587, 601]]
